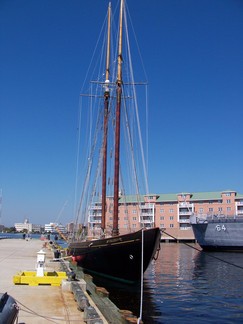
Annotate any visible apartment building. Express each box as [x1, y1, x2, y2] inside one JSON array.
[[88, 189, 243, 241]]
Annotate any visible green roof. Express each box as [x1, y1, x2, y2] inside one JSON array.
[[156, 193, 178, 202], [190, 191, 222, 200], [118, 190, 243, 203]]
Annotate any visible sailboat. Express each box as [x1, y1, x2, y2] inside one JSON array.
[[67, 0, 161, 284]]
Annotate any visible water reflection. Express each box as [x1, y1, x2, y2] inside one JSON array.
[[87, 243, 243, 323]]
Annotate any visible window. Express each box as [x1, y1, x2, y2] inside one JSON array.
[[132, 224, 137, 228], [132, 210, 137, 214], [199, 208, 203, 213], [132, 217, 136, 221], [218, 207, 223, 212], [170, 224, 174, 228], [226, 193, 231, 196], [160, 216, 164, 220], [160, 209, 164, 213], [209, 208, 214, 212], [226, 199, 231, 204], [160, 224, 165, 228], [169, 209, 174, 213], [170, 216, 174, 220], [227, 207, 231, 211]]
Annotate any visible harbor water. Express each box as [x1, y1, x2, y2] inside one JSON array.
[[94, 243, 243, 323]]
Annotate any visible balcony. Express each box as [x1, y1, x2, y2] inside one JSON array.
[[179, 210, 193, 215], [140, 212, 154, 217], [179, 218, 190, 224], [179, 202, 193, 207], [88, 215, 102, 223], [236, 201, 243, 206], [140, 216, 154, 224], [89, 205, 102, 210]]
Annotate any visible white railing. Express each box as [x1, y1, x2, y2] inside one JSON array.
[[89, 218, 101, 224], [140, 212, 153, 217], [179, 211, 193, 215], [179, 203, 193, 207], [179, 219, 190, 223]]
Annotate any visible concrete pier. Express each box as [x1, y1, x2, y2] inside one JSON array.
[[0, 238, 108, 323]]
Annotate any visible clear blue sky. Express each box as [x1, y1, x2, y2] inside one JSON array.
[[1, 0, 243, 227]]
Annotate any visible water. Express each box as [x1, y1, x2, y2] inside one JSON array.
[[0, 233, 67, 248], [93, 243, 243, 323]]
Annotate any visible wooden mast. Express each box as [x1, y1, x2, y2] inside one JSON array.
[[101, 2, 111, 233], [112, 0, 124, 236]]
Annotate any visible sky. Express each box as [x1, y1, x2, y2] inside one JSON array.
[[0, 0, 243, 227]]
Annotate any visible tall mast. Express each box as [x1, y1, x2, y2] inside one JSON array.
[[101, 2, 111, 232], [112, 0, 124, 236]]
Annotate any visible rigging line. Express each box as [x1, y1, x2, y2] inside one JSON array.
[[79, 10, 109, 95], [122, 88, 140, 198], [55, 200, 68, 225], [125, 1, 149, 83], [162, 230, 243, 271], [73, 99, 83, 222], [119, 168, 132, 231], [75, 103, 104, 225], [89, 138, 104, 207], [145, 84, 149, 182], [123, 6, 149, 194]]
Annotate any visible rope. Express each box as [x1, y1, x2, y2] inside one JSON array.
[[16, 299, 64, 323], [162, 230, 243, 270]]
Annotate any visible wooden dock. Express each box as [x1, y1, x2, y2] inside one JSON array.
[[0, 238, 109, 323], [0, 238, 141, 323]]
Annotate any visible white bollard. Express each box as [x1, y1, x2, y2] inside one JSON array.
[[36, 249, 46, 277]]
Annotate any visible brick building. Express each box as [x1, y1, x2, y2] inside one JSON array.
[[88, 189, 243, 241]]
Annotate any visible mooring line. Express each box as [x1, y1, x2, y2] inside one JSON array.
[[162, 230, 243, 270]]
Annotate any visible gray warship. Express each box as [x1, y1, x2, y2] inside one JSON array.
[[190, 214, 243, 251]]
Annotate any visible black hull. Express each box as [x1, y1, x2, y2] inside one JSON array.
[[67, 227, 161, 284]]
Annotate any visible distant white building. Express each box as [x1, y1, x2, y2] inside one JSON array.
[[15, 219, 32, 232], [14, 218, 42, 233], [32, 224, 42, 232]]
